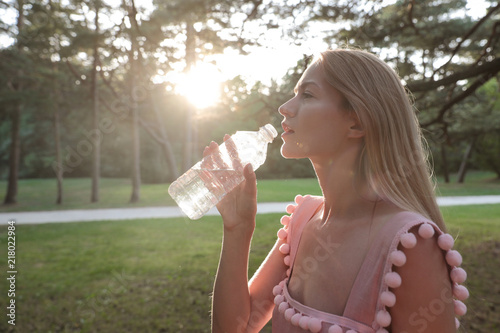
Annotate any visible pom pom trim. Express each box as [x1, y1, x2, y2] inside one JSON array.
[[400, 232, 417, 249], [437, 233, 454, 251], [418, 223, 435, 239], [375, 222, 468, 331], [328, 325, 343, 333]]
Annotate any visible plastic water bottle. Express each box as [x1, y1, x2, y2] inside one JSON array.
[[168, 124, 278, 220]]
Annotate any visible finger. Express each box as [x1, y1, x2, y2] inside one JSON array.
[[225, 137, 244, 173], [243, 163, 255, 180], [202, 141, 218, 169], [210, 140, 227, 170], [242, 164, 257, 196], [202, 141, 217, 157], [202, 146, 211, 158], [223, 134, 231, 141]]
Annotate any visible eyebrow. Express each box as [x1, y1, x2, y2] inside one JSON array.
[[294, 80, 320, 94]]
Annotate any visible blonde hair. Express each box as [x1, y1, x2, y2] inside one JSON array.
[[315, 49, 445, 230]]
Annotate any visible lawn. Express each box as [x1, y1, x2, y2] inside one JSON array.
[[0, 171, 498, 212], [0, 172, 498, 332], [436, 171, 500, 197], [1, 203, 499, 332], [0, 177, 323, 212]]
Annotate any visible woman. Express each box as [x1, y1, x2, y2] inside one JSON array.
[[210, 49, 468, 333]]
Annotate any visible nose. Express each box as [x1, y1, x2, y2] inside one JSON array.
[[278, 97, 296, 118]]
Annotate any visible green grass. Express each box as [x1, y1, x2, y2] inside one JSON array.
[[0, 177, 321, 213], [0, 171, 498, 212], [440, 204, 500, 332], [0, 204, 499, 332], [0, 178, 174, 212], [0, 214, 280, 332], [0, 172, 497, 331], [436, 171, 500, 196]]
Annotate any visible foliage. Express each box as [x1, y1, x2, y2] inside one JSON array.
[[474, 131, 500, 178], [0, 0, 499, 202], [468, 79, 500, 178], [267, 0, 500, 179]]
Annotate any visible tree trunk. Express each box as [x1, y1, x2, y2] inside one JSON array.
[[183, 106, 194, 172], [152, 98, 179, 182], [4, 104, 21, 205], [457, 139, 475, 184], [485, 156, 500, 180], [129, 32, 141, 203], [440, 143, 450, 183], [54, 108, 63, 204], [183, 19, 196, 172], [3, 0, 25, 205], [90, 4, 100, 203], [52, 63, 63, 204]]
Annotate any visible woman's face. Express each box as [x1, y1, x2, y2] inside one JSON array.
[[279, 62, 360, 163]]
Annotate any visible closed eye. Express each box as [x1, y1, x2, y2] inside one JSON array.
[[302, 91, 313, 99]]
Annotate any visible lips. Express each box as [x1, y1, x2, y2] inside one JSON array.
[[282, 123, 294, 134]]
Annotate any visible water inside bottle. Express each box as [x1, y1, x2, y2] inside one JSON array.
[[169, 166, 244, 219], [168, 124, 277, 219]]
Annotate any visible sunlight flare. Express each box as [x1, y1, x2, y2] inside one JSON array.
[[176, 63, 223, 109]]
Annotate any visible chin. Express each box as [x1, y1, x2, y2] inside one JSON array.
[[280, 145, 306, 160]]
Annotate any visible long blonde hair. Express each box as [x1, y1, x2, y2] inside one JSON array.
[[316, 49, 445, 230]]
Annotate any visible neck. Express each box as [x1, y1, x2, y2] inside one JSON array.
[[311, 146, 377, 224]]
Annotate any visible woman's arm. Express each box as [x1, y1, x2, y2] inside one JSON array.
[[212, 218, 255, 333], [210, 139, 288, 332], [212, 228, 288, 333]]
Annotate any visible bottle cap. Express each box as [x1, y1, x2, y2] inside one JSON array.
[[261, 123, 278, 141]]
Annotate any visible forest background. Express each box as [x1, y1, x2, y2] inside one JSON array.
[[1, 1, 500, 332], [1, 0, 500, 206]]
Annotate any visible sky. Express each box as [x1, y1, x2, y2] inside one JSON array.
[[211, 0, 490, 85], [0, 0, 491, 88]]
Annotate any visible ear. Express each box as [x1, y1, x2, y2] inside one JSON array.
[[347, 111, 365, 139]]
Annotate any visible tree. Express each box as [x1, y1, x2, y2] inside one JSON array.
[[2, 0, 25, 205], [52, 61, 64, 204], [89, 0, 101, 203], [475, 131, 500, 179], [45, 1, 78, 204], [292, 0, 500, 126], [149, 0, 268, 173], [139, 88, 181, 182], [268, 0, 500, 179], [124, 0, 141, 202], [453, 77, 500, 179]]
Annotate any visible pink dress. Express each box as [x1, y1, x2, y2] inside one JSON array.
[[271, 195, 468, 333]]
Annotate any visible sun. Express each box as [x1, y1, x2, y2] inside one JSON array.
[[174, 63, 223, 109]]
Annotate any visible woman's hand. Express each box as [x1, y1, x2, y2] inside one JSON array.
[[202, 135, 257, 233], [218, 162, 257, 232]]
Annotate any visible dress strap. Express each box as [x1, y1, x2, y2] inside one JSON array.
[[275, 195, 324, 279], [343, 211, 468, 332], [343, 212, 428, 324], [288, 195, 324, 269]]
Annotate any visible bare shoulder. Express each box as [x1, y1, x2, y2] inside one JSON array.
[[389, 226, 457, 332], [369, 201, 406, 241]]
